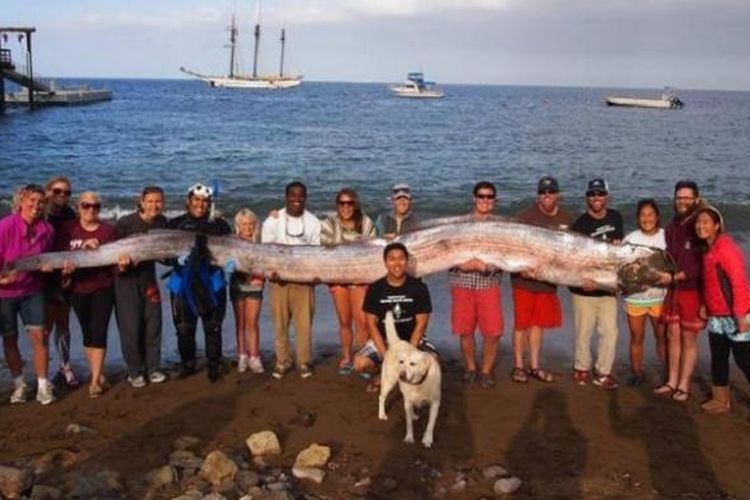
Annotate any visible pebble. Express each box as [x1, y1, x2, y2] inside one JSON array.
[[266, 481, 289, 492], [377, 476, 398, 493], [235, 470, 261, 491], [494, 476, 522, 495], [173, 436, 202, 451], [29, 485, 63, 500], [482, 464, 508, 479], [144, 465, 175, 488], [65, 423, 94, 435], [199, 450, 238, 486], [170, 450, 205, 470], [246, 431, 282, 456], [292, 466, 326, 484], [0, 465, 34, 499], [450, 479, 467, 493]]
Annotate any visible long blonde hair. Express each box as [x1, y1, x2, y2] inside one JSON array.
[[234, 208, 260, 243]]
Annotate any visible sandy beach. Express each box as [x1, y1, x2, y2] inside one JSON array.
[[2, 274, 750, 499]]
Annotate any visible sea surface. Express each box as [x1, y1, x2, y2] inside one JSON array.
[[1, 80, 749, 371]]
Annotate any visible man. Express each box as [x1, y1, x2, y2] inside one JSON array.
[[654, 180, 705, 401], [261, 181, 321, 379], [167, 183, 232, 381], [448, 181, 503, 388], [353, 242, 435, 382], [115, 186, 168, 388], [570, 178, 623, 390], [511, 176, 573, 384], [375, 183, 420, 239]]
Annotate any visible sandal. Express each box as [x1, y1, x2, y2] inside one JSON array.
[[672, 389, 690, 402], [511, 367, 528, 384], [528, 368, 555, 383], [338, 361, 354, 376], [653, 384, 676, 396], [359, 371, 373, 381], [366, 380, 381, 393]]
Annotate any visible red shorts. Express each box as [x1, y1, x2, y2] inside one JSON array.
[[661, 288, 705, 332], [451, 287, 503, 337], [512, 286, 562, 331]]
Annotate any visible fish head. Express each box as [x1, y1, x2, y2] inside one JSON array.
[[617, 248, 675, 295]]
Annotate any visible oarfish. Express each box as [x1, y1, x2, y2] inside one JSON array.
[[6, 220, 673, 293]]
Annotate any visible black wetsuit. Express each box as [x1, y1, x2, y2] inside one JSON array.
[[167, 213, 232, 378]]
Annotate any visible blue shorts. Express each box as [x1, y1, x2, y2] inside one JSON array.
[[0, 292, 46, 337]]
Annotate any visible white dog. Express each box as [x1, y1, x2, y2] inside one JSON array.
[[378, 311, 442, 448]]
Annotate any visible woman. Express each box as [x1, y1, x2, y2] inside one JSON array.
[[0, 184, 56, 405], [695, 206, 750, 413], [622, 199, 667, 386], [321, 189, 377, 375], [231, 209, 264, 374], [44, 176, 79, 388], [58, 192, 118, 398]]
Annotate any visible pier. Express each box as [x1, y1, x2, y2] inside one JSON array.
[[1, 26, 112, 112]]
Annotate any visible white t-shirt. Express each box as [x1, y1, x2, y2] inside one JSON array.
[[261, 208, 321, 246], [623, 228, 667, 305]]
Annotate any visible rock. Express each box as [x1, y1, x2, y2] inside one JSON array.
[[172, 489, 203, 500], [266, 481, 289, 492], [30, 485, 63, 500], [200, 493, 226, 500], [294, 443, 331, 469], [64, 423, 94, 435], [31, 449, 79, 474], [450, 479, 467, 493], [145, 465, 175, 488], [494, 476, 522, 495], [246, 431, 281, 456], [68, 470, 124, 498], [292, 466, 326, 484], [173, 436, 202, 451], [199, 451, 238, 486], [0, 465, 34, 499], [180, 475, 210, 493], [482, 464, 508, 479], [170, 450, 205, 470], [213, 479, 237, 494], [235, 470, 261, 492], [377, 476, 398, 493]]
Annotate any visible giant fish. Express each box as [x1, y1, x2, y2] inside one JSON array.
[[4, 219, 673, 293]]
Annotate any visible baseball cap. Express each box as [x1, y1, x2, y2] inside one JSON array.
[[586, 178, 609, 196], [187, 183, 213, 199], [537, 176, 559, 194], [391, 183, 412, 200]]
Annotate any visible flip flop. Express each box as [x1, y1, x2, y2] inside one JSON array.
[[359, 371, 373, 381]]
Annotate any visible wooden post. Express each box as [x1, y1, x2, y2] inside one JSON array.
[[26, 30, 34, 110]]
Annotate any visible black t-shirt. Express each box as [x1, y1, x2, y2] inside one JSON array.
[[569, 209, 624, 297], [167, 213, 232, 235], [363, 275, 432, 342], [114, 212, 167, 285]]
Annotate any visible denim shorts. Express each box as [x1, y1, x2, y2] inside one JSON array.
[[0, 292, 45, 337]]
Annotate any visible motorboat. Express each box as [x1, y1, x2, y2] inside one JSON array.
[[605, 88, 683, 109], [390, 72, 444, 98]]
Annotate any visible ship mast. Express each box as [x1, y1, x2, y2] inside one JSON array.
[[279, 27, 286, 77], [227, 14, 238, 78], [252, 0, 261, 78]]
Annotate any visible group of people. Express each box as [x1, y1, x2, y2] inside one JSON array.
[[1, 176, 749, 416]]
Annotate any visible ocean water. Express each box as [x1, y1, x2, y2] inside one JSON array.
[[2, 80, 750, 230], [1, 80, 750, 371]]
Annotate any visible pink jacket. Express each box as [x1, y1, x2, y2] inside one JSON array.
[[702, 234, 750, 317], [0, 213, 55, 299]]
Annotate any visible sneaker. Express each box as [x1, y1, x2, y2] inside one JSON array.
[[36, 382, 56, 406], [128, 375, 147, 388], [63, 366, 80, 388], [272, 361, 292, 380], [573, 369, 591, 386], [593, 373, 619, 390], [237, 355, 249, 373], [10, 382, 29, 404], [148, 371, 168, 384], [299, 363, 313, 379], [248, 355, 265, 374]]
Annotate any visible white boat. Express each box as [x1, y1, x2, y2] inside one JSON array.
[[390, 73, 444, 99], [180, 2, 302, 90], [605, 89, 683, 109]]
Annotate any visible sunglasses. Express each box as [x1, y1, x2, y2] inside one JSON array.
[[338, 200, 355, 207], [586, 192, 607, 198], [538, 190, 558, 195], [52, 187, 72, 196], [475, 194, 496, 200], [80, 202, 101, 211]]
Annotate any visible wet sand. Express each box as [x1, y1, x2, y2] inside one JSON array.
[[2, 274, 750, 498]]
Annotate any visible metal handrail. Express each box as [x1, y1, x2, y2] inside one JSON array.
[[0, 48, 12, 66]]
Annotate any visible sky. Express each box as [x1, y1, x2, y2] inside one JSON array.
[[2, 0, 749, 90]]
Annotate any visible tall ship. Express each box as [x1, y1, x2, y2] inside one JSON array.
[[180, 2, 302, 90]]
